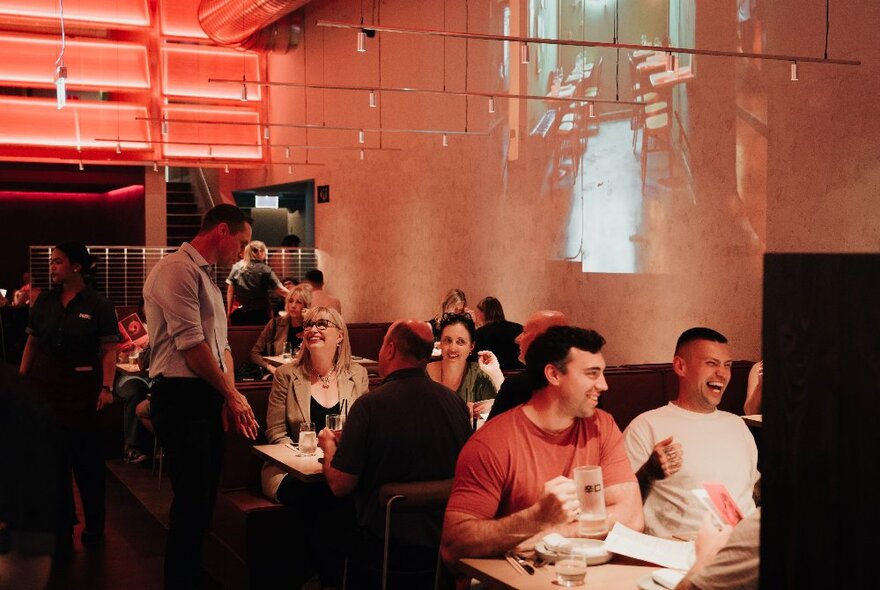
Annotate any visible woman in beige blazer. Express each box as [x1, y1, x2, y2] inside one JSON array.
[[261, 306, 369, 498], [249, 283, 312, 374], [260, 306, 368, 587]]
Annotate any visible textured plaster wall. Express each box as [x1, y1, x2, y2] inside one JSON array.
[[765, 0, 880, 253], [230, 0, 875, 364]]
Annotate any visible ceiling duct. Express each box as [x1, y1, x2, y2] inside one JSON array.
[[198, 0, 309, 52]]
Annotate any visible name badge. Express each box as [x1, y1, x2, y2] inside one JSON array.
[[79, 313, 93, 320]]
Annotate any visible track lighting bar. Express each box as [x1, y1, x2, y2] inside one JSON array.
[[316, 20, 860, 67], [208, 78, 645, 107]]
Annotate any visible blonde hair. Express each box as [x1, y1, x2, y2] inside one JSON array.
[[295, 306, 353, 375], [286, 283, 313, 308], [436, 288, 467, 323], [243, 240, 267, 263]]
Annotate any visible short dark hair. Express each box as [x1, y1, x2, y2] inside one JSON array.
[[674, 327, 728, 356], [477, 296, 505, 323], [388, 323, 434, 362], [439, 312, 476, 342], [525, 326, 606, 388], [281, 276, 298, 285], [54, 242, 96, 276], [280, 234, 301, 247], [200, 204, 252, 234], [304, 269, 324, 285]]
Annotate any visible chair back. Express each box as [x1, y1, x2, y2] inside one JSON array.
[[377, 478, 454, 590], [379, 479, 453, 512]]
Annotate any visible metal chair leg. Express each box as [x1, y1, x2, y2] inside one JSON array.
[[383, 494, 406, 590]]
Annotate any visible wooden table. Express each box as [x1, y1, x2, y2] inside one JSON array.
[[649, 66, 695, 90], [251, 443, 324, 482], [262, 354, 379, 375], [116, 362, 146, 376], [459, 554, 658, 589], [742, 414, 762, 429]]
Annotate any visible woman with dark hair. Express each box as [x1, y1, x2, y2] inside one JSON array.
[[19, 242, 120, 552], [474, 296, 524, 371], [226, 240, 289, 325], [427, 312, 503, 421]]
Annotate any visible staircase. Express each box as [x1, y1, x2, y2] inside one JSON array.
[[166, 181, 202, 247]]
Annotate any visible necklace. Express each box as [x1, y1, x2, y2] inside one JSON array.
[[316, 367, 335, 389]]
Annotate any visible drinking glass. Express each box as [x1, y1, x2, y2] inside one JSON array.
[[128, 347, 140, 365], [641, 34, 649, 46], [555, 544, 587, 587], [574, 465, 607, 537], [282, 342, 293, 361], [326, 414, 344, 434], [298, 422, 317, 456]]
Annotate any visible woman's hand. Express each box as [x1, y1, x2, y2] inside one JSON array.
[[477, 350, 505, 390]]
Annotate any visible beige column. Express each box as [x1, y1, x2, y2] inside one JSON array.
[[144, 167, 167, 246]]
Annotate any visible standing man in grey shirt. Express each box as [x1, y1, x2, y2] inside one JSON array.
[[143, 204, 259, 589]]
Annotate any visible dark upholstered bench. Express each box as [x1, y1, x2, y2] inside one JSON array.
[[206, 380, 303, 589], [598, 360, 753, 431]]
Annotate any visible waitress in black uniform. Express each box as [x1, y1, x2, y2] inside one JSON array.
[[19, 243, 119, 551]]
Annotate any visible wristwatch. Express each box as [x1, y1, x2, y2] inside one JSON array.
[[101, 385, 114, 394]]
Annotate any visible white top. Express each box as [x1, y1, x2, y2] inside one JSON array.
[[623, 402, 759, 537], [143, 243, 229, 378]]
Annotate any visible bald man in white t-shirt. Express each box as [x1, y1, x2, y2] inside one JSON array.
[[623, 327, 759, 538]]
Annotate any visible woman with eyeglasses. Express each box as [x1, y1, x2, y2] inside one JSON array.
[[261, 306, 367, 588], [427, 312, 504, 423], [249, 283, 312, 376]]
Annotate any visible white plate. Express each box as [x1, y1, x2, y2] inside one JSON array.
[[636, 573, 666, 590], [534, 538, 613, 566]]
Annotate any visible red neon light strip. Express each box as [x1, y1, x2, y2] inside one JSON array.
[[162, 106, 263, 160], [0, 34, 150, 90], [0, 97, 151, 150], [159, 0, 209, 39], [162, 45, 262, 101], [0, 0, 150, 27]]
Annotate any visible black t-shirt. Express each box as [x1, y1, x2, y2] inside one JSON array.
[[474, 320, 524, 371], [286, 323, 304, 351], [229, 262, 282, 311], [486, 371, 534, 421], [26, 285, 119, 366], [331, 368, 471, 547]]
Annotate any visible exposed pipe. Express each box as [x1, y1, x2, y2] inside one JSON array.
[[198, 0, 309, 52]]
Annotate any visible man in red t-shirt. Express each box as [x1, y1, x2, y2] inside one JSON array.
[[441, 326, 644, 565]]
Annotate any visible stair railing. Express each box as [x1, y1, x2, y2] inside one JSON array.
[[191, 167, 217, 214]]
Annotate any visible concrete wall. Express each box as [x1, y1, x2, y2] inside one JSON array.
[[231, 0, 876, 365]]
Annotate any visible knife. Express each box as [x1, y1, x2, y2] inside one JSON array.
[[505, 552, 535, 575]]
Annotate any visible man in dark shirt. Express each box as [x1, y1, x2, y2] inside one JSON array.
[[318, 319, 471, 588], [486, 310, 568, 420]]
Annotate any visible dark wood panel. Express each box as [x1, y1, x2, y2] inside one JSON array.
[[761, 254, 880, 589]]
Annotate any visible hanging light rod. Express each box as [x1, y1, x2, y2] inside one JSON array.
[[135, 117, 488, 137], [315, 20, 861, 66], [95, 138, 400, 152], [209, 78, 643, 107]]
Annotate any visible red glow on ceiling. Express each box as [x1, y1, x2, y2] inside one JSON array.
[[0, 34, 150, 90], [0, 0, 150, 27], [158, 0, 208, 39], [0, 97, 152, 150], [162, 45, 261, 101], [163, 106, 262, 160]]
